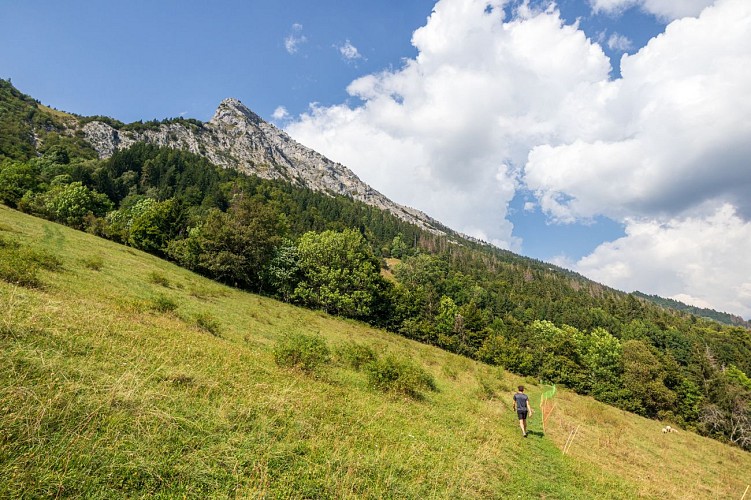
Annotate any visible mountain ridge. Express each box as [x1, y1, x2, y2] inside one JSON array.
[[74, 98, 751, 325], [634, 291, 751, 329], [79, 97, 450, 236], [1, 78, 746, 325]]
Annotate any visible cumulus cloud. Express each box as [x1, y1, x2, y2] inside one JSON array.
[[575, 205, 751, 318], [527, 0, 751, 316], [284, 0, 751, 316], [272, 106, 289, 121], [337, 40, 364, 62], [288, 0, 611, 249], [284, 23, 307, 54], [524, 0, 751, 223], [590, 0, 715, 20], [607, 32, 632, 51]]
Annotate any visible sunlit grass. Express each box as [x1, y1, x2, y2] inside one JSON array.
[[1, 204, 750, 498]]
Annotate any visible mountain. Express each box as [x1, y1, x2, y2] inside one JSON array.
[[79, 97, 449, 236], [53, 94, 751, 326], [1, 78, 746, 327]]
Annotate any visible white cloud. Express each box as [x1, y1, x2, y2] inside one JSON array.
[[671, 294, 714, 310], [575, 205, 751, 318], [284, 0, 751, 317], [284, 23, 307, 54], [272, 106, 289, 121], [524, 0, 751, 223], [525, 0, 751, 316], [590, 0, 715, 20], [287, 0, 610, 250], [337, 40, 364, 62], [607, 32, 632, 51]]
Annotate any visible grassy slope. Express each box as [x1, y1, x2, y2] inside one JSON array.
[[1, 205, 749, 499]]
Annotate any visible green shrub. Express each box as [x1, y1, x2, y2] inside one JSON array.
[[475, 376, 496, 400], [365, 355, 437, 399], [273, 333, 331, 373], [149, 294, 178, 313], [25, 248, 63, 272], [194, 312, 221, 337], [0, 249, 40, 287], [475, 368, 510, 400], [338, 342, 377, 370], [23, 182, 113, 229], [441, 364, 458, 380], [147, 271, 171, 287], [0, 237, 61, 287], [81, 255, 104, 271], [0, 235, 19, 249]]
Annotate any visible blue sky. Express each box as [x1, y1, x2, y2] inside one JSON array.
[[1, 0, 434, 122], [2, 0, 750, 318]]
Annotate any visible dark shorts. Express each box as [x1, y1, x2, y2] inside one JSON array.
[[517, 410, 528, 420]]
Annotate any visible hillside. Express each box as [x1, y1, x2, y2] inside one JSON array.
[[634, 291, 751, 329], [2, 205, 750, 498], [3, 78, 751, 453]]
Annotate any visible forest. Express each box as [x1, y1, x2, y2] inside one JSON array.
[[1, 79, 750, 451]]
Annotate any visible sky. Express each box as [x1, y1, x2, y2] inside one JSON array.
[[2, 0, 750, 319]]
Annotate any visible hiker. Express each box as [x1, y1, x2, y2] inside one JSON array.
[[513, 385, 533, 437]]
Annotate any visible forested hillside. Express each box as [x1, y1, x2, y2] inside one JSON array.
[[635, 291, 751, 329], [1, 79, 750, 451]]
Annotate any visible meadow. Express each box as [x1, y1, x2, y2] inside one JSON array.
[[1, 204, 749, 498]]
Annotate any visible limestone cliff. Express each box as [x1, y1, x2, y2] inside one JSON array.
[[80, 98, 447, 235]]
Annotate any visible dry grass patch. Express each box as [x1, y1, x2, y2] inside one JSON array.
[[545, 389, 751, 499]]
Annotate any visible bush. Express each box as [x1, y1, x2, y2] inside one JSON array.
[[475, 371, 510, 400], [338, 342, 377, 370], [149, 294, 178, 313], [0, 235, 19, 250], [441, 363, 459, 380], [24, 182, 113, 229], [81, 255, 104, 271], [0, 248, 40, 287], [273, 333, 330, 373], [365, 355, 437, 399], [0, 237, 62, 287], [27, 249, 62, 272], [0, 161, 40, 208], [147, 271, 171, 287], [194, 312, 221, 337], [475, 376, 497, 401]]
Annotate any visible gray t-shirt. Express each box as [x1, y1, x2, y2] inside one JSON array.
[[514, 392, 529, 411]]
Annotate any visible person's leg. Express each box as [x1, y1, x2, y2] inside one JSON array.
[[517, 410, 528, 435]]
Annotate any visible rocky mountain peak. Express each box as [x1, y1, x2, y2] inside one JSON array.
[[77, 98, 447, 236], [210, 98, 263, 126]]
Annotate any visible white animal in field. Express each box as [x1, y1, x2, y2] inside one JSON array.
[[662, 425, 677, 434]]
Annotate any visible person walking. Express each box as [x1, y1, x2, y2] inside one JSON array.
[[513, 385, 533, 437]]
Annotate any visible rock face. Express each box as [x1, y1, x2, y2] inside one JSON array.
[[80, 98, 447, 235]]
